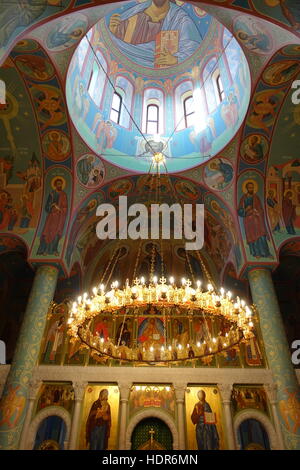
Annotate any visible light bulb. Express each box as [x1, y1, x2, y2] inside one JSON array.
[[141, 276, 145, 284], [169, 276, 174, 284], [153, 276, 158, 284], [182, 278, 186, 285], [197, 280, 201, 288], [227, 291, 232, 299], [92, 287, 97, 296], [150, 346, 154, 352]]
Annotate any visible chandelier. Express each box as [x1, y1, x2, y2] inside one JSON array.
[[67, 152, 256, 365]]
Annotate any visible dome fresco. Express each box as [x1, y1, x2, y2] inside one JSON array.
[[67, 0, 251, 173]]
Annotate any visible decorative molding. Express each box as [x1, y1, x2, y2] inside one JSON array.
[[25, 406, 71, 450], [218, 383, 233, 403], [125, 409, 179, 450], [118, 382, 131, 401], [174, 383, 187, 402], [234, 409, 279, 450], [72, 381, 87, 401]]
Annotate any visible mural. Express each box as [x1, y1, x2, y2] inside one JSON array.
[[36, 383, 75, 414], [42, 130, 71, 162], [40, 302, 68, 364], [76, 154, 105, 188], [107, 1, 211, 69], [233, 15, 273, 55], [204, 158, 234, 190], [238, 174, 275, 260], [66, 4, 251, 173], [262, 60, 300, 86], [129, 385, 175, 417], [185, 386, 225, 450], [35, 173, 70, 257], [241, 134, 269, 164], [46, 14, 88, 51], [79, 385, 119, 450], [231, 385, 269, 416]]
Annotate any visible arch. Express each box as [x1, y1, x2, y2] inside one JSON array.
[[125, 409, 179, 450], [234, 409, 279, 450], [25, 405, 71, 450]]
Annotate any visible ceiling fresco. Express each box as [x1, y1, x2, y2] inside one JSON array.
[[0, 0, 300, 285], [66, 1, 251, 172]]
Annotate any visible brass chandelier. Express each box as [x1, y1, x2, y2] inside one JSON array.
[[67, 153, 256, 365]]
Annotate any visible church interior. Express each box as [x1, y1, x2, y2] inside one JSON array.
[[0, 0, 300, 451]]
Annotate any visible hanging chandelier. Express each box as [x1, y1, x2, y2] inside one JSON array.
[[67, 276, 255, 365], [67, 145, 256, 365]]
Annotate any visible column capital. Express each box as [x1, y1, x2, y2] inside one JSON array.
[[28, 379, 42, 401], [118, 382, 131, 401], [72, 381, 88, 401], [218, 383, 233, 403], [264, 383, 278, 405], [174, 383, 187, 401]]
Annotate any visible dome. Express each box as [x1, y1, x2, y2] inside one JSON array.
[[66, 0, 251, 173]]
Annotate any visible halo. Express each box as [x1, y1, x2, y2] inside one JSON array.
[[87, 198, 97, 212], [49, 130, 60, 141], [248, 134, 261, 144], [242, 179, 258, 194], [284, 189, 295, 198], [51, 176, 66, 190]]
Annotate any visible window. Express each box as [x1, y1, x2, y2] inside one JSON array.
[[146, 104, 159, 135], [183, 95, 195, 128], [216, 73, 225, 103], [110, 91, 122, 124], [87, 51, 107, 105]]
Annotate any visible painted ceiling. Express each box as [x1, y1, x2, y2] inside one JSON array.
[[0, 0, 300, 286]]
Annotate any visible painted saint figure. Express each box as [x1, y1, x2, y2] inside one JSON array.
[[238, 181, 272, 258], [282, 190, 297, 235], [43, 315, 65, 363], [86, 389, 111, 450], [108, 0, 201, 68], [37, 177, 68, 256], [191, 390, 219, 450]]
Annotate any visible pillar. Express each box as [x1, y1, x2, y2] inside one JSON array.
[[19, 379, 42, 449], [174, 383, 186, 450], [0, 265, 58, 450], [118, 382, 130, 450], [69, 381, 87, 449], [264, 384, 285, 450], [218, 384, 235, 450], [248, 268, 300, 450]]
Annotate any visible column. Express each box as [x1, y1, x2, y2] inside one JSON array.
[[19, 379, 42, 450], [174, 383, 186, 450], [218, 384, 235, 450], [0, 265, 58, 450], [69, 381, 87, 450], [248, 268, 300, 450], [264, 384, 285, 450], [118, 382, 130, 450]]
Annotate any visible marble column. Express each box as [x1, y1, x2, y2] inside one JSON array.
[[264, 384, 285, 450], [248, 268, 300, 450], [118, 382, 130, 450], [0, 265, 58, 450], [174, 383, 186, 450], [218, 383, 235, 450], [69, 381, 87, 449]]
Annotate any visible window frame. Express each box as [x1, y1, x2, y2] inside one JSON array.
[[183, 94, 195, 129], [110, 91, 123, 125], [146, 103, 159, 135]]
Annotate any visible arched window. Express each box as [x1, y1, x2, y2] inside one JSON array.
[[87, 51, 107, 105], [110, 91, 122, 124], [203, 58, 218, 113], [110, 76, 134, 128], [215, 73, 225, 103], [142, 88, 164, 135], [183, 94, 195, 128], [146, 104, 159, 134]]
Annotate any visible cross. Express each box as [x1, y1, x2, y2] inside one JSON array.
[[133, 278, 140, 286], [185, 279, 192, 287], [149, 428, 155, 442], [159, 276, 167, 285]]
